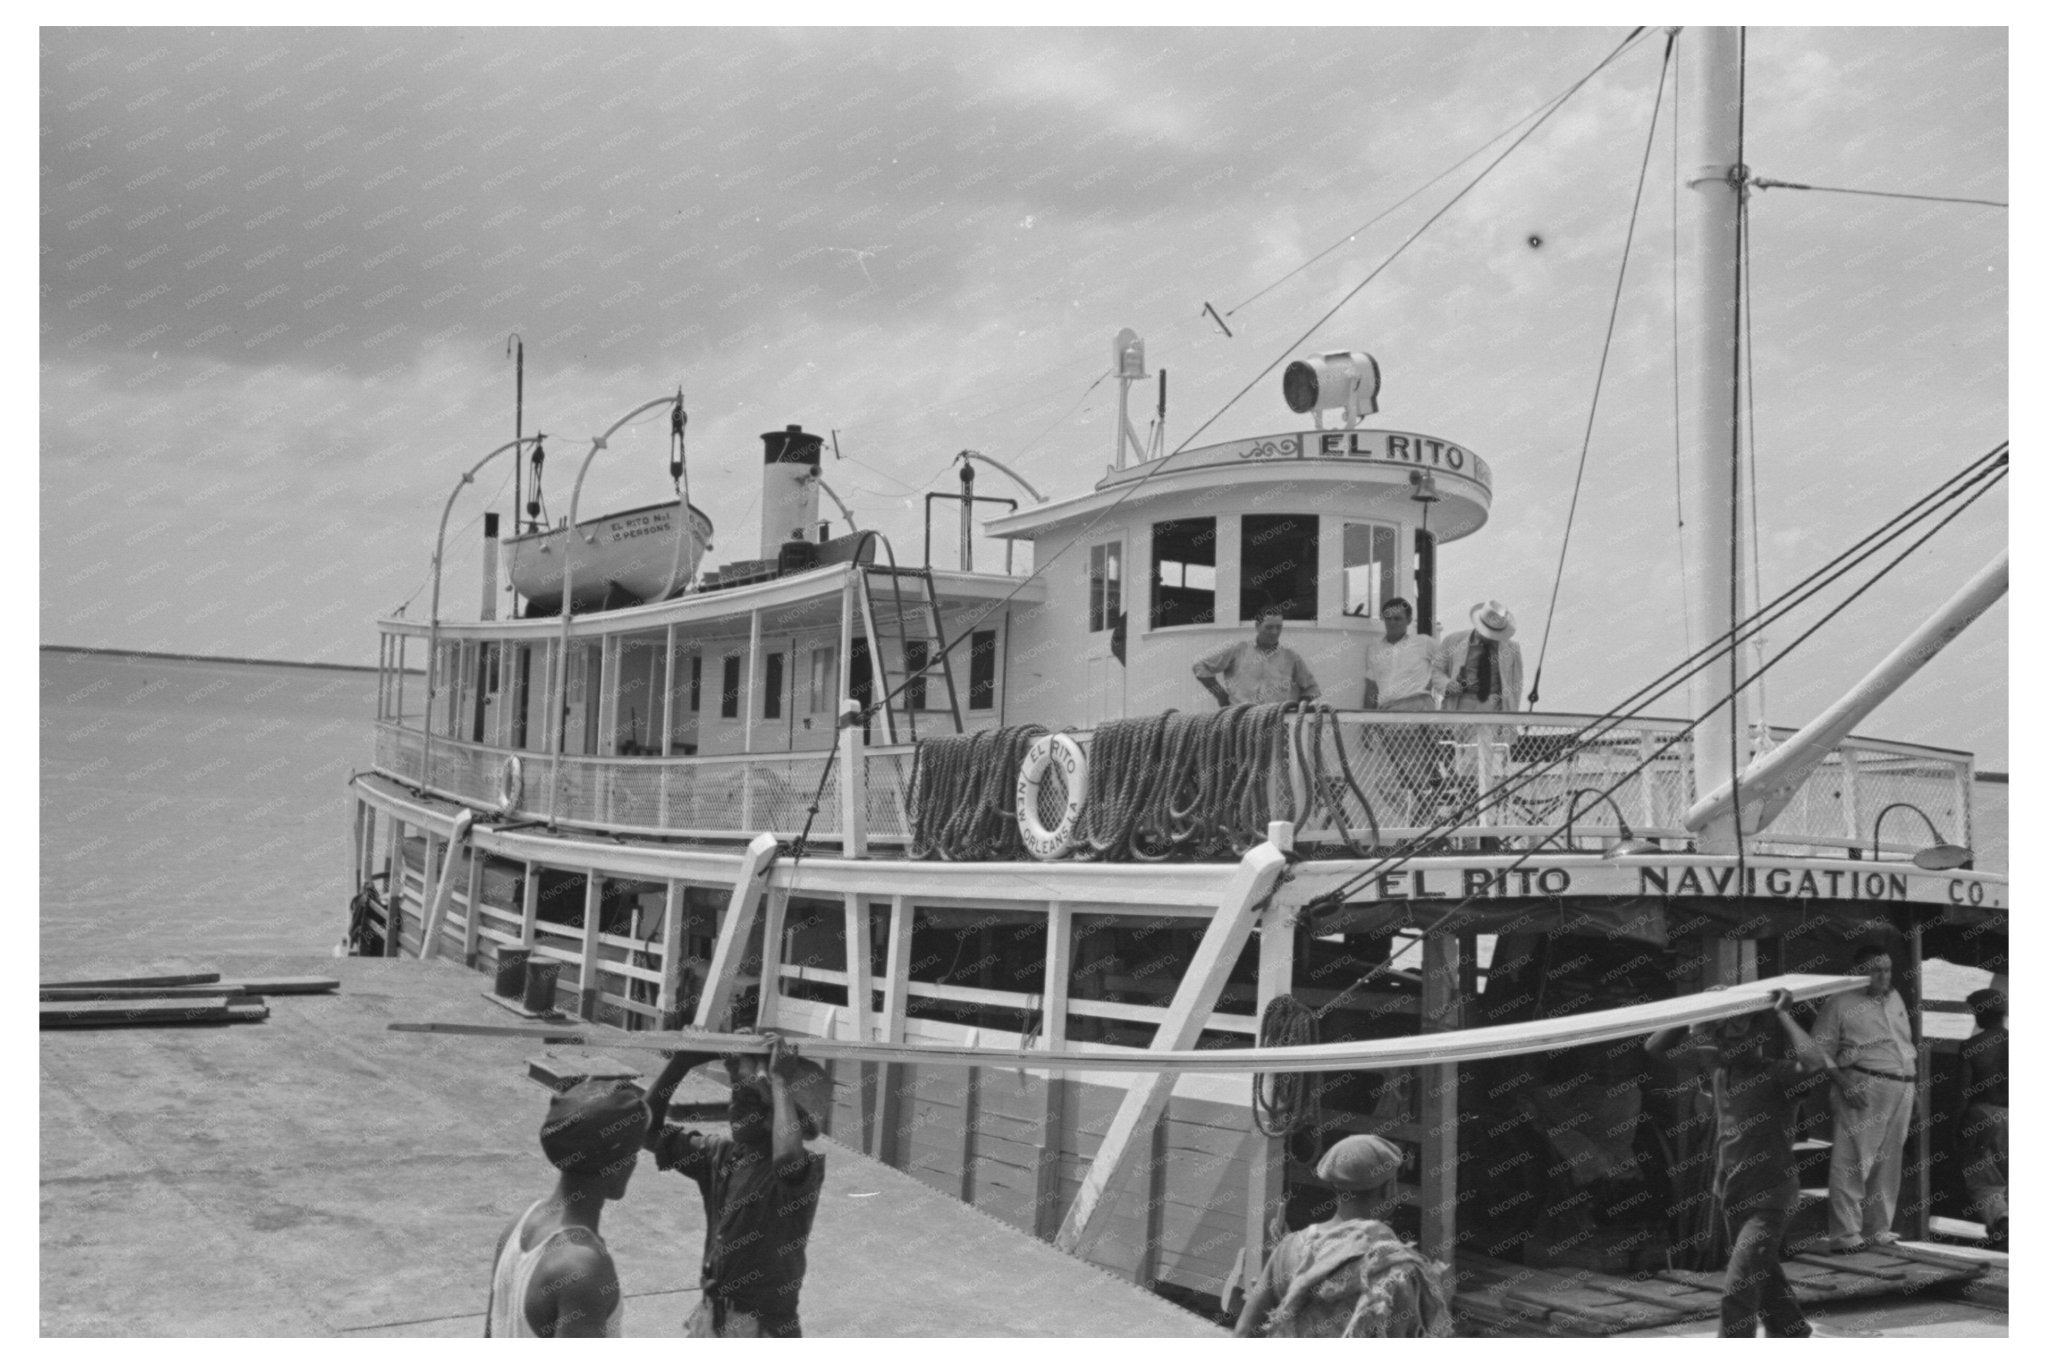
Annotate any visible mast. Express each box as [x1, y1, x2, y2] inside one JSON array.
[[1677, 27, 1749, 853]]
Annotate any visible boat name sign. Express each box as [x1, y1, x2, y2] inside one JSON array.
[[1123, 429, 1492, 489], [1346, 860, 2002, 909]]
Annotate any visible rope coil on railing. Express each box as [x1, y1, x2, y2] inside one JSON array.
[[1252, 992, 1322, 1137], [907, 724, 1049, 860]]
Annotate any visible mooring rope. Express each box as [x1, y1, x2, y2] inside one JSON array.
[[1253, 993, 1321, 1137], [907, 723, 1049, 860]]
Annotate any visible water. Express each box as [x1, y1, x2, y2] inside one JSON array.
[[40, 649, 374, 966], [38, 647, 2003, 996]]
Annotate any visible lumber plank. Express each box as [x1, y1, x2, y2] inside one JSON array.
[[225, 1002, 270, 1024], [39, 970, 220, 990], [1786, 1250, 1912, 1282], [387, 1021, 586, 1043], [216, 976, 339, 995], [526, 1051, 645, 1091], [41, 997, 233, 1028], [478, 973, 1866, 1075], [41, 985, 251, 1002]]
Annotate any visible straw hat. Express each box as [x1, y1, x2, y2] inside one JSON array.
[[1470, 600, 1517, 640]]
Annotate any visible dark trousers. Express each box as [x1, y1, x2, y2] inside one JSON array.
[[1719, 1207, 1810, 1338]]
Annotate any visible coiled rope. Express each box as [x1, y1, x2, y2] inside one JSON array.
[[1252, 992, 1321, 1137], [907, 723, 1049, 860], [1076, 703, 1299, 861]]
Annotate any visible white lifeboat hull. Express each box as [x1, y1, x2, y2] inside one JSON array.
[[506, 499, 715, 611]]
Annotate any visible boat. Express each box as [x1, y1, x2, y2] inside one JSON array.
[[344, 27, 2006, 1329], [505, 498, 717, 614]]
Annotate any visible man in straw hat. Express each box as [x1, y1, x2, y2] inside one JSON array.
[[486, 1078, 648, 1337], [1233, 1134, 1452, 1337], [1958, 986, 2008, 1250], [1646, 988, 1848, 1337], [644, 1032, 832, 1336], [1434, 600, 1524, 712]]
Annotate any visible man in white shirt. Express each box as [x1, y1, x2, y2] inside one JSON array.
[[1361, 598, 1444, 808], [1360, 598, 1442, 712], [1809, 943, 1916, 1251]]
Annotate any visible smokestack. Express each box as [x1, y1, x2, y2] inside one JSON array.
[[482, 512, 500, 621], [759, 425, 824, 557]]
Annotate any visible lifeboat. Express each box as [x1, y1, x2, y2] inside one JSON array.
[[505, 498, 714, 612]]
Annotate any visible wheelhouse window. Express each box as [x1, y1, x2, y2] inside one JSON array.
[[968, 630, 997, 711], [1150, 517, 1216, 628], [720, 654, 741, 719], [1088, 541, 1122, 632], [1240, 513, 1318, 621], [1343, 521, 1400, 617], [762, 652, 784, 720]]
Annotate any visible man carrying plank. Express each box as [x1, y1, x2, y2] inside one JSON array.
[[643, 1033, 830, 1337], [486, 1079, 647, 1337], [1646, 988, 1854, 1338]]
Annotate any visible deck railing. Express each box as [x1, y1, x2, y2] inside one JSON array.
[[372, 712, 1974, 861]]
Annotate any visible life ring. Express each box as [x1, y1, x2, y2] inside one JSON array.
[[1016, 734, 1086, 860], [497, 754, 523, 813]]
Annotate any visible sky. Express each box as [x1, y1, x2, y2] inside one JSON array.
[[39, 25, 2008, 766]]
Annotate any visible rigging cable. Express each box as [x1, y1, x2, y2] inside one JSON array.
[[1527, 29, 1676, 707], [1174, 26, 1652, 453], [1748, 178, 2006, 210]]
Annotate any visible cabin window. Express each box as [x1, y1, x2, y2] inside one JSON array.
[[689, 654, 702, 712], [1151, 517, 1216, 628], [1088, 541, 1122, 632], [720, 655, 741, 719], [968, 630, 997, 711], [1240, 513, 1319, 621], [762, 652, 784, 720], [903, 639, 928, 711], [809, 646, 836, 713], [1343, 522, 1400, 617]]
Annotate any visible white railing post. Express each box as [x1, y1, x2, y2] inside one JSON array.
[[838, 701, 868, 856], [693, 833, 781, 1031], [1840, 747, 1862, 851]]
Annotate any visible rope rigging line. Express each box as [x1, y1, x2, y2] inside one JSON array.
[[1749, 177, 2007, 210], [1172, 25, 1651, 455], [1298, 444, 2006, 912], [1528, 29, 1676, 707], [1222, 26, 1663, 320]]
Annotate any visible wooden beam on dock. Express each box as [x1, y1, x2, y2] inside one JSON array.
[[1053, 838, 1289, 1258]]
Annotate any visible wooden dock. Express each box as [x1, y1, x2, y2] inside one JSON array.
[[39, 952, 1220, 1337]]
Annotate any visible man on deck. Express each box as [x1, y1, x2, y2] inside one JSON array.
[[1434, 600, 1524, 712], [1647, 989, 1848, 1338], [1811, 943, 1917, 1252], [1360, 597, 1442, 712], [1193, 605, 1321, 707], [644, 1033, 830, 1336], [1959, 986, 2008, 1251], [486, 1079, 647, 1337]]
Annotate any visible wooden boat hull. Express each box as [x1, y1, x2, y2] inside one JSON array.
[[506, 499, 714, 611]]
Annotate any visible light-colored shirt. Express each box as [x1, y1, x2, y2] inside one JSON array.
[[1363, 633, 1441, 707], [1193, 640, 1320, 705], [1810, 989, 1915, 1076], [1434, 630, 1525, 712]]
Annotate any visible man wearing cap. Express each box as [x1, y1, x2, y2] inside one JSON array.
[[486, 1079, 647, 1337], [1233, 1134, 1451, 1338], [644, 1033, 830, 1336], [1434, 601, 1524, 712], [1810, 942, 1917, 1252], [1193, 605, 1322, 708], [1958, 987, 2008, 1250], [1647, 989, 1845, 1337]]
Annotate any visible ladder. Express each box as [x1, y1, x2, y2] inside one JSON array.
[[855, 564, 964, 744]]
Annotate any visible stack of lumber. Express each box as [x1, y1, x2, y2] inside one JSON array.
[[39, 970, 339, 1029]]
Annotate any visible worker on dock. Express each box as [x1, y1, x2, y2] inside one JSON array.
[[1959, 986, 2008, 1251], [644, 1033, 829, 1337], [486, 1079, 648, 1338], [1810, 943, 1916, 1252], [1194, 605, 1321, 707], [1434, 600, 1523, 712], [1232, 1134, 1452, 1338], [1646, 988, 1843, 1338]]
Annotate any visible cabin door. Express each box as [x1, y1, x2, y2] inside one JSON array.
[[1081, 536, 1127, 726]]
